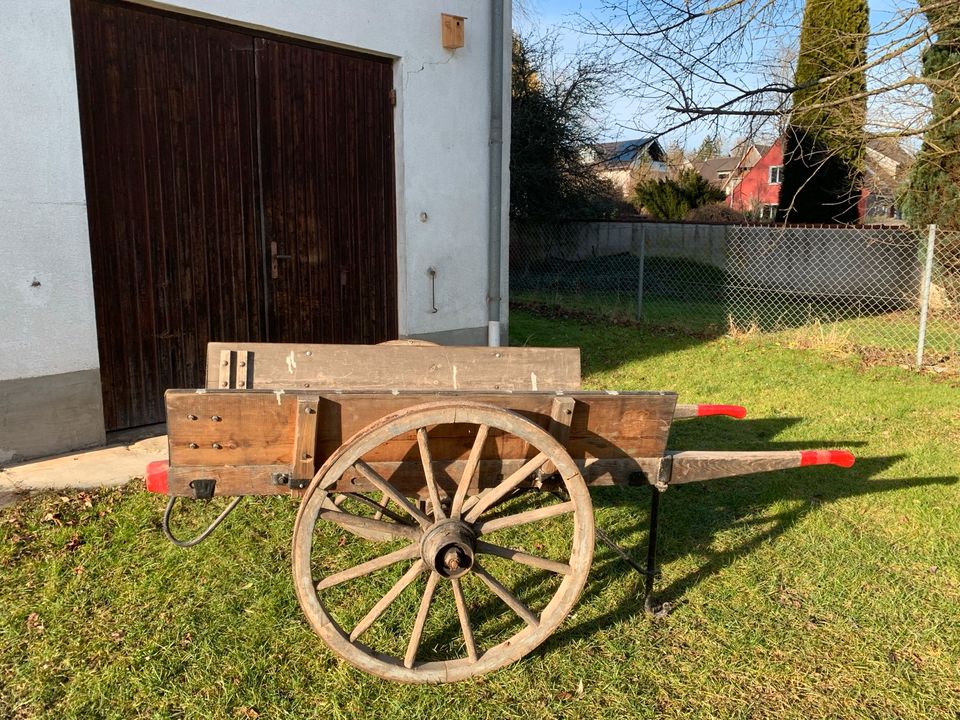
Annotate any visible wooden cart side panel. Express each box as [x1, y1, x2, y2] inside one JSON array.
[[166, 390, 299, 466], [167, 457, 663, 497], [205, 343, 581, 392], [166, 389, 676, 468]]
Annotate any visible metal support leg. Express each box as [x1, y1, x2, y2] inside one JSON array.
[[557, 486, 665, 615], [643, 486, 662, 615]]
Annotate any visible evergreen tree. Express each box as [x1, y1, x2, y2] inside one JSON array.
[[903, 5, 960, 230], [778, 0, 869, 223], [693, 136, 723, 161], [633, 169, 725, 220]]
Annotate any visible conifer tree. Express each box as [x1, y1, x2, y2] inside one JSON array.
[[903, 4, 960, 230], [778, 0, 869, 223]]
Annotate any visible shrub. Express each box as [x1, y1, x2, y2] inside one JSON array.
[[684, 203, 746, 223], [633, 169, 725, 220]]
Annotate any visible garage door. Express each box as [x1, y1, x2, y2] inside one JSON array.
[[71, 0, 398, 429]]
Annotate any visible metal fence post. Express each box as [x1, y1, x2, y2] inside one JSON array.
[[916, 224, 937, 370], [636, 225, 645, 322]]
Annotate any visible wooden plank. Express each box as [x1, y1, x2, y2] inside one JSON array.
[[292, 396, 320, 480], [541, 395, 575, 475], [167, 388, 675, 465], [217, 350, 231, 390], [236, 351, 251, 390], [165, 456, 663, 497], [668, 451, 803, 484], [166, 389, 298, 466], [169, 464, 291, 496], [204, 343, 581, 392], [667, 449, 853, 485]]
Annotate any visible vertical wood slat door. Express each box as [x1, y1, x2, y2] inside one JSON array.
[[256, 39, 398, 344], [71, 0, 398, 429], [71, 0, 265, 430]]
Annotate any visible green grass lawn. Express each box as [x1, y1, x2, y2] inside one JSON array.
[[2, 310, 959, 719]]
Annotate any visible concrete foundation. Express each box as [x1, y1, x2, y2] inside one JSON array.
[[0, 369, 106, 465]]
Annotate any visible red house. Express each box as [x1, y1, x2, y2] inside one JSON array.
[[727, 139, 783, 220], [725, 138, 912, 223]]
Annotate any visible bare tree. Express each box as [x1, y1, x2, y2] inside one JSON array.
[[577, 0, 960, 147]]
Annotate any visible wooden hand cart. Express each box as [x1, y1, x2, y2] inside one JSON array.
[[145, 341, 854, 683]]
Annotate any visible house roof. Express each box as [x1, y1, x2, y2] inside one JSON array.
[[753, 143, 772, 157], [694, 156, 740, 181], [866, 138, 914, 168], [596, 138, 665, 167]]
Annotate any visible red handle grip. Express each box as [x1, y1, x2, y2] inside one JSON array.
[[696, 404, 747, 419], [145, 460, 169, 494], [800, 450, 855, 468]]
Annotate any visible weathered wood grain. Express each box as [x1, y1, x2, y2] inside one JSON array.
[[205, 343, 581, 392], [165, 389, 676, 492]]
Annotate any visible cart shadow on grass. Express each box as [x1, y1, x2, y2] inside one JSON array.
[[411, 416, 956, 663], [545, 426, 957, 654]]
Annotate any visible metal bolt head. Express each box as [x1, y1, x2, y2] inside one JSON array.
[[188, 442, 199, 449], [187, 414, 198, 421], [221, 360, 229, 366], [211, 415, 222, 422], [238, 381, 246, 388], [305, 407, 316, 414], [212, 442, 222, 449], [238, 361, 246, 368], [305, 350, 312, 356], [221, 381, 229, 388]]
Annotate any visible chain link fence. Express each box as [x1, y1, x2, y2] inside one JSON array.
[[510, 220, 960, 371]]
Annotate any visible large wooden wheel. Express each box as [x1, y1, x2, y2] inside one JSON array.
[[292, 401, 595, 683]]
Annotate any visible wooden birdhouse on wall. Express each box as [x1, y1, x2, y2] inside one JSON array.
[[441, 13, 465, 49]]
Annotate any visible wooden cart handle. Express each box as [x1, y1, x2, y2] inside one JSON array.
[[674, 404, 747, 419]]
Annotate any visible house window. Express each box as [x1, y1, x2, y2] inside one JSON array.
[[760, 204, 778, 220], [769, 165, 783, 184]]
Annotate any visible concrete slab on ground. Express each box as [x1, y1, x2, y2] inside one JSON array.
[[0, 433, 167, 508]]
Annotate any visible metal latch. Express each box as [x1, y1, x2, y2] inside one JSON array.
[[189, 478, 216, 500]]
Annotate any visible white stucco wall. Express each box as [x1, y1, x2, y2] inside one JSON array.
[[0, 4, 101, 381], [0, 0, 510, 388]]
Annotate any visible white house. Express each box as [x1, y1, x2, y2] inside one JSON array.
[[0, 0, 511, 461]]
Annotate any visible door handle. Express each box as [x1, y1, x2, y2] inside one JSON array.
[[270, 241, 292, 279]]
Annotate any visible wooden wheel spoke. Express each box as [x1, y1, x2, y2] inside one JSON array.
[[340, 492, 411, 525], [476, 540, 572, 575], [473, 562, 539, 628], [416, 427, 446, 520], [474, 500, 576, 536], [451, 424, 489, 519], [404, 572, 440, 668], [451, 577, 479, 662], [354, 461, 431, 528], [350, 560, 426, 642], [373, 491, 387, 521], [316, 543, 420, 591], [463, 452, 548, 523], [317, 508, 421, 542]]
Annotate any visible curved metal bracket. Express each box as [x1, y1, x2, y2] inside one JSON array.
[[162, 495, 244, 548]]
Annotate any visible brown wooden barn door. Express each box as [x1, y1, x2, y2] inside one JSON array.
[[72, 0, 397, 430], [72, 0, 266, 430], [256, 38, 398, 344]]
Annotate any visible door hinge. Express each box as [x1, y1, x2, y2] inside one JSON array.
[[388, 88, 397, 106]]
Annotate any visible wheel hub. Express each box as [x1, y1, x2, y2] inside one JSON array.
[[420, 519, 475, 579]]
